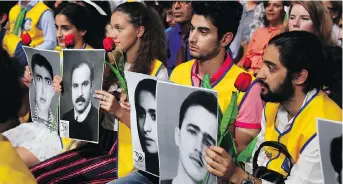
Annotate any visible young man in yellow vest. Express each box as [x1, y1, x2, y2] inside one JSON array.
[[0, 47, 36, 184], [5, 0, 56, 50], [110, 2, 263, 184], [204, 31, 342, 184]]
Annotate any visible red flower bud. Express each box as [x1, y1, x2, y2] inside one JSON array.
[[234, 72, 252, 92], [103, 37, 115, 52], [243, 58, 252, 70], [65, 34, 75, 49], [21, 33, 31, 46]]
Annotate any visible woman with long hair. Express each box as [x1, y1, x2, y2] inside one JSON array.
[[284, 1, 337, 46], [28, 2, 168, 183], [237, 0, 289, 75]]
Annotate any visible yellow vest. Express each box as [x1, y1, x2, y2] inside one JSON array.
[[9, 2, 50, 47], [0, 134, 37, 184], [2, 31, 21, 57], [118, 59, 164, 178], [170, 60, 256, 113], [264, 90, 342, 176]]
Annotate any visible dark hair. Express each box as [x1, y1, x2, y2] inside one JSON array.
[[70, 61, 94, 85], [0, 47, 24, 123], [192, 1, 243, 40], [56, 3, 103, 49], [31, 54, 53, 80], [113, 2, 167, 75], [330, 135, 342, 184], [158, 1, 173, 10], [262, 1, 290, 26], [0, 2, 17, 27], [135, 78, 157, 106], [179, 91, 217, 129], [268, 31, 338, 93], [330, 0, 342, 25]]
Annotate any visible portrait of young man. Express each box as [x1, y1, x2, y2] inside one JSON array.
[[30, 53, 55, 124], [161, 90, 218, 184], [61, 60, 98, 142], [134, 78, 159, 176]]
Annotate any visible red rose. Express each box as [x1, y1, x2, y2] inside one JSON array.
[[21, 33, 31, 46], [234, 72, 252, 92], [65, 34, 75, 48], [243, 58, 252, 70], [103, 37, 115, 52]]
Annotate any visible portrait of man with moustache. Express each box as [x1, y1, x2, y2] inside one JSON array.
[[61, 60, 98, 142], [159, 88, 218, 184]]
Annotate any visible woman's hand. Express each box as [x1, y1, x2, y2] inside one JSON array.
[[95, 90, 121, 116], [119, 92, 130, 111], [21, 66, 32, 88], [53, 75, 63, 95]]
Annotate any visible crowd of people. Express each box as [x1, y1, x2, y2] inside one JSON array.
[[0, 0, 342, 184]]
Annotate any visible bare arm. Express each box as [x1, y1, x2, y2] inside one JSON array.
[[16, 147, 40, 167]]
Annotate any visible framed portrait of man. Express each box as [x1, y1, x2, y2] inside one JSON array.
[[156, 81, 218, 184], [24, 46, 61, 133], [59, 49, 105, 143]]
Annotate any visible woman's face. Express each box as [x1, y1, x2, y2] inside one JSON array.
[[110, 11, 140, 53], [288, 4, 314, 33], [265, 0, 284, 24], [55, 14, 85, 48], [136, 90, 157, 154]]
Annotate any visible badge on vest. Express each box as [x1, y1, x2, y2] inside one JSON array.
[[22, 18, 32, 31]]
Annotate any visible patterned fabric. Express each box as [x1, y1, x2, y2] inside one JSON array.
[[31, 103, 56, 132], [2, 122, 62, 162], [30, 125, 118, 184]]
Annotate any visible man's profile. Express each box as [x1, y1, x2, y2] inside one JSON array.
[[62, 60, 98, 142], [134, 78, 159, 175], [162, 90, 217, 184], [31, 53, 55, 125]]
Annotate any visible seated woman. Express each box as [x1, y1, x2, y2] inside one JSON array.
[[237, 0, 288, 75], [284, 1, 341, 107], [0, 47, 36, 184], [29, 2, 168, 183]]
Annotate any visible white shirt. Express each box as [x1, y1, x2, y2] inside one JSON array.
[[3, 122, 63, 162], [246, 89, 324, 184], [74, 102, 92, 122]]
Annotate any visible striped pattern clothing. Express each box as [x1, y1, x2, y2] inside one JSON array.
[[30, 122, 118, 184]]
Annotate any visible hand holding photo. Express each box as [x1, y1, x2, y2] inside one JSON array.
[[157, 81, 218, 184]]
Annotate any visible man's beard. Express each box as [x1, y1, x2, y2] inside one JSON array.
[[259, 73, 295, 103], [189, 43, 220, 62]]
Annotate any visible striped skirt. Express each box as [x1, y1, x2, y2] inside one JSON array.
[[30, 126, 118, 184]]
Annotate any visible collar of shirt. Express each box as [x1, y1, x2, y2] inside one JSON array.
[[191, 52, 233, 87], [74, 102, 92, 123], [267, 24, 282, 33], [276, 88, 318, 132], [31, 102, 55, 132], [19, 0, 38, 11]]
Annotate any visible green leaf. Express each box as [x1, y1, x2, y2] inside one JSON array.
[[219, 91, 238, 137], [104, 60, 128, 96], [202, 74, 211, 89], [118, 52, 125, 75], [237, 136, 258, 162]]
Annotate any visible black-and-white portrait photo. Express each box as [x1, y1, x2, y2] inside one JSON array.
[[156, 81, 218, 184], [60, 50, 105, 143], [125, 71, 159, 176], [24, 46, 60, 132], [317, 118, 343, 184]]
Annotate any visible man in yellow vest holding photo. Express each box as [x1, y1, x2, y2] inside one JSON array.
[[5, 0, 56, 50], [205, 31, 342, 184]]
